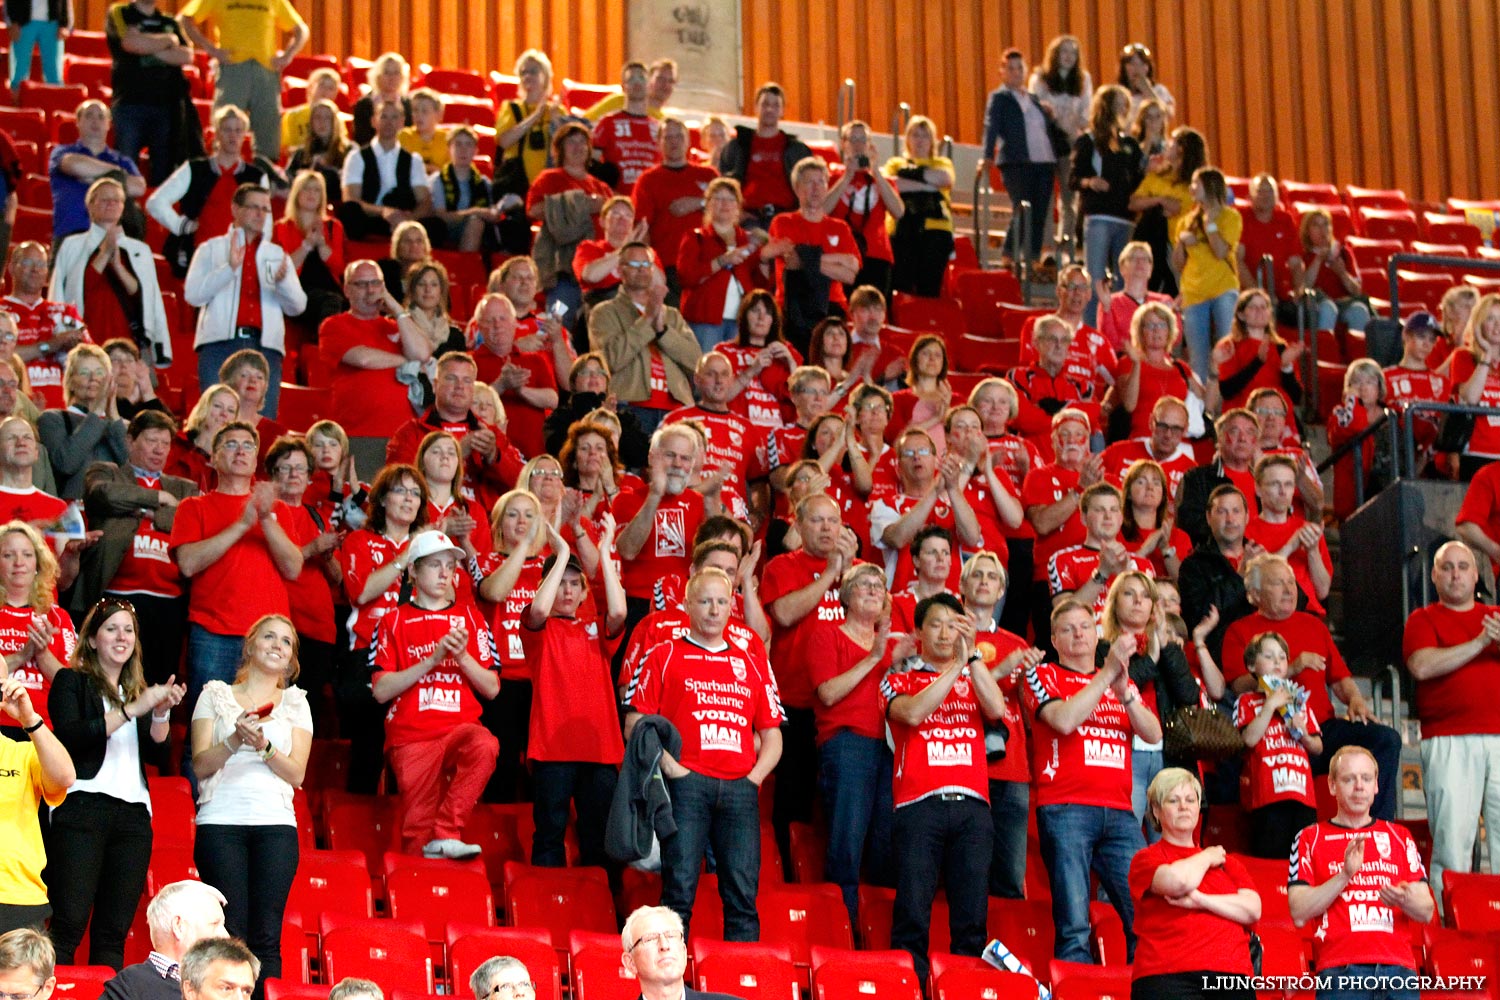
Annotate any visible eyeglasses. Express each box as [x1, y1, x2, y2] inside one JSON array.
[[388, 485, 423, 498], [273, 465, 310, 478], [0, 983, 44, 1000], [0, 333, 16, 343], [484, 982, 537, 1000], [1153, 421, 1187, 434], [529, 468, 563, 479], [218, 439, 256, 453], [621, 260, 653, 269], [1062, 283, 1091, 293], [900, 448, 934, 458], [0, 379, 18, 391], [630, 931, 684, 951], [348, 278, 384, 288], [1252, 408, 1286, 419]]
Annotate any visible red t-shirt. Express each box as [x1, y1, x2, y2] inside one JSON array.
[[0, 604, 75, 727], [1047, 544, 1155, 616], [524, 169, 613, 238], [3, 296, 90, 409], [976, 627, 1031, 784], [1100, 440, 1198, 497], [1216, 337, 1299, 410], [633, 162, 718, 270], [372, 600, 495, 747], [960, 473, 1012, 567], [168, 491, 291, 635], [988, 436, 1042, 539], [664, 404, 766, 523], [281, 505, 336, 644], [880, 664, 991, 807], [807, 622, 890, 745], [1308, 243, 1362, 301], [1128, 840, 1256, 980], [742, 132, 795, 213], [1238, 207, 1302, 299], [82, 265, 134, 343], [521, 612, 623, 764], [1401, 601, 1500, 737], [621, 606, 767, 692], [1124, 524, 1193, 580], [340, 528, 409, 650], [1221, 611, 1351, 724], [591, 111, 662, 194], [767, 212, 859, 309], [319, 313, 413, 438], [612, 487, 705, 601], [628, 635, 783, 780], [1024, 661, 1137, 810], [1233, 691, 1321, 809], [1457, 463, 1500, 579], [105, 474, 183, 599], [1289, 819, 1426, 972], [0, 487, 68, 527], [571, 240, 664, 296], [1449, 351, 1500, 457], [760, 548, 846, 710], [1384, 365, 1448, 451], [471, 550, 545, 683], [869, 490, 964, 593], [473, 345, 556, 459], [718, 341, 801, 430], [826, 166, 894, 263], [1244, 514, 1333, 616], [1021, 463, 1085, 582], [1113, 355, 1193, 440]]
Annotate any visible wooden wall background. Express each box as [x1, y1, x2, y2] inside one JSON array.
[[71, 0, 1500, 202]]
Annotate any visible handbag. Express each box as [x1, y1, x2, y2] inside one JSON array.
[[1434, 409, 1475, 453], [1162, 705, 1244, 762]]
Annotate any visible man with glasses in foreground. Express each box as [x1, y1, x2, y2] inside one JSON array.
[[469, 957, 538, 1000], [0, 929, 57, 1000], [1101, 395, 1197, 495], [620, 906, 742, 1000]]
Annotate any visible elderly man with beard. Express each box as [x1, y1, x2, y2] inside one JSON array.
[[1223, 554, 1401, 821], [871, 427, 983, 594]]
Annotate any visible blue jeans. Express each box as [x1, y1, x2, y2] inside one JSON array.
[[1083, 216, 1136, 326], [1131, 748, 1164, 845], [989, 778, 1030, 898], [692, 320, 739, 354], [661, 770, 761, 941], [9, 20, 62, 89], [1316, 963, 1419, 1000], [623, 403, 668, 437], [184, 624, 245, 783], [112, 102, 176, 187], [1036, 803, 1143, 963], [1312, 295, 1372, 332], [819, 732, 895, 923], [1181, 289, 1238, 382], [197, 341, 284, 418]]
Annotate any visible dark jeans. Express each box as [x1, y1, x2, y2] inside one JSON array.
[[998, 539, 1033, 639], [818, 732, 895, 924], [772, 706, 818, 862], [892, 794, 993, 984], [531, 761, 617, 868], [1000, 162, 1057, 262], [892, 229, 952, 298], [483, 678, 533, 803], [1313, 718, 1402, 821], [989, 778, 1030, 898], [1248, 800, 1317, 859], [621, 404, 669, 438], [107, 591, 187, 688], [0, 903, 50, 937], [195, 824, 299, 982], [1036, 803, 1142, 964], [44, 792, 153, 968], [662, 770, 761, 941], [335, 645, 385, 793], [113, 102, 175, 186], [1316, 963, 1420, 1000]]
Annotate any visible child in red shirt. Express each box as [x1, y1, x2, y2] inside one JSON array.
[[1233, 630, 1323, 859], [372, 530, 500, 858]]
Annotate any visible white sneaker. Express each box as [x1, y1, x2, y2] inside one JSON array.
[[422, 838, 482, 860]]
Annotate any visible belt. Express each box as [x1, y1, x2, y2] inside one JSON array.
[[936, 792, 970, 802], [233, 326, 261, 340]]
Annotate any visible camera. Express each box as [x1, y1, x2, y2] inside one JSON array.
[[855, 154, 870, 169]]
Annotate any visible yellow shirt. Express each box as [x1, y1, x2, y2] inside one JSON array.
[[583, 93, 665, 122], [281, 103, 312, 152], [1178, 205, 1243, 307], [398, 127, 451, 173], [495, 100, 564, 182], [1132, 170, 1194, 241], [0, 736, 65, 906], [177, 0, 305, 69], [882, 155, 955, 233]]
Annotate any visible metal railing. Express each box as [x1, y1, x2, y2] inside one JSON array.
[[1013, 199, 1033, 291], [1384, 252, 1500, 314], [1369, 664, 1405, 755], [1315, 406, 1397, 510], [890, 103, 910, 159], [971, 168, 993, 271], [1396, 400, 1500, 481]]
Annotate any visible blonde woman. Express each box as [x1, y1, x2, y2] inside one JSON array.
[[166, 384, 240, 492], [38, 343, 127, 498], [496, 49, 565, 185], [351, 52, 413, 147], [379, 220, 431, 301], [274, 169, 346, 329], [1447, 293, 1500, 479], [0, 519, 75, 734], [285, 100, 352, 207], [1112, 302, 1214, 440], [883, 115, 954, 297], [404, 260, 466, 357]]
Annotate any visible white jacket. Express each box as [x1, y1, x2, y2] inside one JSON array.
[[183, 226, 307, 353], [49, 225, 174, 365]]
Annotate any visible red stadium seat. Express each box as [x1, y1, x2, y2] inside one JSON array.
[[447, 925, 560, 1000], [1253, 923, 1309, 979], [1358, 207, 1420, 243], [507, 867, 618, 944], [996, 303, 1048, 341], [1344, 185, 1410, 212], [264, 980, 327, 1000], [809, 947, 920, 1000], [568, 931, 639, 1000], [67, 30, 110, 60], [1280, 181, 1340, 208], [855, 884, 950, 953], [10, 142, 42, 177], [277, 384, 331, 434], [787, 822, 826, 884], [561, 79, 617, 112], [52, 966, 116, 1000], [431, 248, 488, 292], [759, 883, 855, 973], [1046, 960, 1131, 1000], [63, 58, 114, 99], [490, 73, 521, 103], [12, 203, 49, 244], [321, 923, 433, 993], [1424, 926, 1499, 990], [286, 849, 374, 937], [282, 916, 310, 984], [303, 738, 351, 793], [1088, 901, 1126, 966], [1200, 803, 1250, 854], [461, 803, 539, 901], [1444, 872, 1500, 933], [0, 106, 47, 145], [984, 898, 1053, 982], [387, 862, 496, 944], [323, 793, 402, 877], [18, 80, 88, 116], [145, 842, 199, 895], [891, 290, 966, 336], [1234, 855, 1293, 924], [1345, 236, 1406, 273], [685, 873, 727, 943], [417, 66, 493, 101], [286, 53, 340, 79], [18, 172, 51, 210], [805, 140, 841, 167], [147, 776, 196, 847], [1393, 270, 1451, 312], [932, 966, 1037, 1000], [952, 332, 1003, 374], [955, 270, 1025, 338], [693, 939, 799, 1000], [1423, 213, 1484, 253], [442, 97, 500, 129]]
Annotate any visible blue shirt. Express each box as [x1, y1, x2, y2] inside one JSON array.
[[48, 142, 141, 238]]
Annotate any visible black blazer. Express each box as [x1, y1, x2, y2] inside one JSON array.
[[48, 667, 167, 783]]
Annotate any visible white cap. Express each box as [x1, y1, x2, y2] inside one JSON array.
[[405, 530, 466, 566]]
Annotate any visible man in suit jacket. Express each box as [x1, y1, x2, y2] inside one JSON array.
[[977, 48, 1061, 266], [74, 409, 198, 686], [621, 905, 743, 1000], [101, 881, 228, 1000]]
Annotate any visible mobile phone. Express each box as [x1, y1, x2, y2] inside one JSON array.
[[250, 702, 275, 719]]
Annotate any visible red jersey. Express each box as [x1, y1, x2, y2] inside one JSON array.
[[1402, 601, 1500, 738], [1244, 514, 1333, 616], [767, 212, 859, 309], [1215, 337, 1300, 410], [319, 313, 413, 438], [1233, 691, 1321, 809], [1290, 819, 1427, 972], [1128, 840, 1256, 979], [1112, 355, 1193, 440], [105, 474, 183, 599], [471, 550, 545, 683], [521, 613, 623, 764], [1009, 364, 1095, 408], [0, 604, 74, 727], [1238, 207, 1301, 299], [1018, 319, 1114, 392], [760, 548, 846, 709], [1021, 463, 1085, 581], [3, 296, 90, 409], [371, 600, 495, 747], [340, 528, 410, 650], [0, 487, 68, 527], [880, 664, 991, 807], [628, 635, 783, 780], [807, 622, 890, 745], [525, 169, 613, 237], [1449, 351, 1500, 457], [987, 436, 1042, 539], [1221, 611, 1352, 724], [826, 167, 894, 263], [633, 162, 718, 270], [1047, 544, 1155, 616], [975, 627, 1031, 783], [621, 605, 767, 692], [1100, 439, 1198, 497], [1456, 463, 1500, 579], [869, 489, 964, 593], [718, 341, 801, 430], [1384, 365, 1448, 451], [1024, 661, 1137, 810], [664, 404, 766, 523], [168, 491, 291, 635], [612, 487, 705, 601], [592, 111, 661, 194], [472, 346, 557, 459], [742, 132, 795, 213], [960, 472, 1012, 567], [1123, 524, 1192, 580]]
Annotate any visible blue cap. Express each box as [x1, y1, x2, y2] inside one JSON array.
[[1403, 310, 1440, 336]]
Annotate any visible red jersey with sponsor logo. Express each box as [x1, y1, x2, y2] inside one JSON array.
[[0, 487, 67, 527], [1244, 514, 1333, 616], [664, 404, 766, 523], [104, 473, 183, 598], [1221, 611, 1351, 725], [169, 492, 292, 635], [612, 487, 705, 601], [717, 342, 801, 431], [976, 626, 1031, 783], [4, 296, 90, 409], [592, 111, 662, 194], [1233, 691, 1321, 809], [961, 472, 1012, 566], [1384, 365, 1448, 450], [1021, 463, 1085, 581], [628, 635, 784, 780], [0, 604, 74, 727], [1018, 319, 1114, 391], [1047, 544, 1155, 615], [340, 529, 410, 650], [371, 600, 495, 746], [1402, 602, 1500, 738], [1024, 661, 1137, 810], [521, 613, 623, 764], [471, 550, 546, 683], [621, 605, 767, 691], [1290, 819, 1427, 972], [761, 548, 845, 709], [880, 664, 990, 806], [807, 622, 890, 745], [1099, 439, 1197, 498]]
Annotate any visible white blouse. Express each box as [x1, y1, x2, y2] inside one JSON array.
[[192, 682, 312, 826]]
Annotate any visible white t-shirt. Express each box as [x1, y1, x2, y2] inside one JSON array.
[[192, 682, 312, 826], [66, 692, 151, 811]]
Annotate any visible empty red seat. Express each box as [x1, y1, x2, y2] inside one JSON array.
[[52, 966, 116, 1000], [1280, 180, 1340, 207], [568, 931, 640, 1000], [18, 80, 88, 116], [1358, 207, 1420, 243], [1345, 185, 1410, 212], [560, 79, 618, 112], [281, 916, 310, 985], [856, 884, 950, 953], [145, 841, 199, 895], [693, 939, 799, 1000], [147, 776, 196, 847], [387, 862, 496, 946], [787, 822, 826, 884], [0, 106, 47, 145], [66, 30, 110, 60], [443, 97, 499, 129], [1233, 855, 1293, 924], [891, 291, 966, 336], [1346, 236, 1405, 272], [955, 270, 1024, 337], [932, 963, 1036, 1000], [759, 883, 855, 972], [985, 898, 1053, 982], [1088, 901, 1126, 966], [1254, 922, 1309, 978], [1444, 872, 1500, 933], [1423, 213, 1484, 253], [323, 793, 401, 876], [447, 925, 560, 1000], [1046, 960, 1131, 1000], [417, 66, 492, 101], [507, 866, 617, 944], [462, 804, 539, 899], [1393, 270, 1452, 312], [264, 979, 327, 1000], [63, 58, 114, 99], [322, 923, 433, 993], [286, 849, 373, 934], [809, 947, 920, 1000]]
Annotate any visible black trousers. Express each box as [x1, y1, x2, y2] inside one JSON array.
[[1248, 800, 1316, 860], [195, 824, 299, 982], [0, 903, 50, 937], [44, 792, 152, 969], [334, 645, 386, 793], [998, 539, 1034, 640], [771, 706, 818, 862], [531, 761, 616, 868], [891, 794, 993, 984], [483, 678, 533, 803], [891, 229, 952, 298], [108, 592, 188, 689]]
